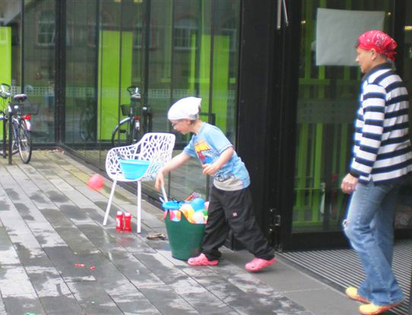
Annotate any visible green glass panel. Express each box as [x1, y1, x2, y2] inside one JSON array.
[[97, 30, 132, 141], [0, 27, 11, 138], [0, 27, 11, 88]]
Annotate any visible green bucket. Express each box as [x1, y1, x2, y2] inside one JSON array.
[[164, 210, 205, 261]]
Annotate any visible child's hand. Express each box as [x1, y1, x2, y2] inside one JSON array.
[[155, 172, 164, 191], [202, 163, 218, 176]]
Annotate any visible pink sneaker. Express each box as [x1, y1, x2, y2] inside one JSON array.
[[187, 253, 218, 266], [245, 257, 277, 272]]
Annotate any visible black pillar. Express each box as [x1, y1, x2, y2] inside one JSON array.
[[236, 0, 276, 237], [55, 0, 66, 143]]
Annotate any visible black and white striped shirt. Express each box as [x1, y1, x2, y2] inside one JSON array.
[[350, 63, 412, 183]]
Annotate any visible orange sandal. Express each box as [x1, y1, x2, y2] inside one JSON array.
[[359, 302, 402, 315], [345, 287, 370, 304]]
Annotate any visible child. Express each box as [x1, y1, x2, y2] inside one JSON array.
[[155, 96, 276, 272]]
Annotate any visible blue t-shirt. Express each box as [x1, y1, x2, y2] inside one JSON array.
[[183, 123, 250, 190]]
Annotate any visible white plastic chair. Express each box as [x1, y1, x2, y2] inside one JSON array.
[[104, 132, 176, 233]]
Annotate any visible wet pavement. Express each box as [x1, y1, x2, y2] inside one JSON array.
[[0, 150, 360, 314]]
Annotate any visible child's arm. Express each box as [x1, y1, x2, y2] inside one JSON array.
[[155, 152, 191, 190], [202, 146, 234, 176]]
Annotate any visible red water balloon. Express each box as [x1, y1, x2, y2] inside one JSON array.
[[88, 174, 104, 191]]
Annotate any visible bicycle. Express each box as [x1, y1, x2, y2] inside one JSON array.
[[77, 98, 96, 142], [0, 83, 35, 164], [111, 86, 151, 147]]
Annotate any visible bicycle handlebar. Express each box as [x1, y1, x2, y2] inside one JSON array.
[[0, 83, 11, 100], [127, 86, 141, 100]]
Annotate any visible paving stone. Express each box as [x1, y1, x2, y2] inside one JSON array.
[[26, 221, 68, 248], [58, 204, 97, 225], [149, 299, 199, 315], [0, 151, 321, 315], [102, 250, 165, 288], [55, 225, 100, 255], [65, 280, 123, 314], [45, 189, 71, 203], [40, 296, 84, 315], [108, 291, 161, 314], [60, 189, 97, 207], [0, 265, 37, 298], [79, 205, 109, 225], [43, 246, 96, 281], [49, 177, 75, 191], [77, 185, 109, 202], [13, 242, 56, 268], [0, 296, 7, 314], [2, 296, 46, 315], [40, 208, 79, 228], [25, 266, 72, 297]]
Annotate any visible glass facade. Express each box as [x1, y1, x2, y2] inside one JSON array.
[[1, 0, 411, 249], [0, 0, 240, 201], [62, 0, 240, 200], [23, 0, 56, 142]]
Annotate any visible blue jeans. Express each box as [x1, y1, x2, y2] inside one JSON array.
[[343, 179, 404, 306]]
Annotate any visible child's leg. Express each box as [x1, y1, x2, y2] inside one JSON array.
[[223, 188, 274, 260], [201, 186, 230, 260]]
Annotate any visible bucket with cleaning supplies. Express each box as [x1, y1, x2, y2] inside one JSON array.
[[162, 193, 207, 261]]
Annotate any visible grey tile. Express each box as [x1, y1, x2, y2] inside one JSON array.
[[40, 296, 84, 314], [55, 225, 100, 255], [108, 291, 161, 314], [284, 287, 359, 315], [65, 281, 123, 315], [43, 246, 96, 281], [2, 296, 46, 315]]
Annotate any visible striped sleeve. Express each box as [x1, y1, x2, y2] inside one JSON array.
[[350, 83, 386, 177]]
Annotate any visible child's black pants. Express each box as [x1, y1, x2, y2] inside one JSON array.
[[202, 186, 274, 261]]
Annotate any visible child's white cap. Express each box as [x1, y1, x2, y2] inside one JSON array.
[[168, 97, 201, 120]]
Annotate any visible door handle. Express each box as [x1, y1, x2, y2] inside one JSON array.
[[277, 0, 290, 30], [282, 0, 289, 27], [277, 0, 282, 30]]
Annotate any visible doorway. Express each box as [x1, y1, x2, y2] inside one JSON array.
[[274, 0, 411, 250]]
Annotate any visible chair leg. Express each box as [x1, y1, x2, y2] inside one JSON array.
[[137, 181, 142, 233], [103, 180, 117, 226]]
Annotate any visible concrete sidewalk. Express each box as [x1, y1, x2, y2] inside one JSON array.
[[0, 150, 360, 314]]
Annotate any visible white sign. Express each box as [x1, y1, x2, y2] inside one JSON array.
[[316, 8, 385, 66]]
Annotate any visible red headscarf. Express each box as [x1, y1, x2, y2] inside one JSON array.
[[357, 30, 397, 61]]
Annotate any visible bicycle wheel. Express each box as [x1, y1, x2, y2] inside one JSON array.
[[111, 117, 134, 147], [79, 109, 88, 141], [17, 120, 32, 163], [9, 119, 19, 155], [79, 109, 96, 142]]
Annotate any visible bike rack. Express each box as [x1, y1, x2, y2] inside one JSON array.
[[0, 106, 15, 165], [1, 115, 5, 160]]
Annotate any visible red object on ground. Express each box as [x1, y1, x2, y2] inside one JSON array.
[[116, 211, 124, 231], [74, 263, 85, 268], [124, 212, 132, 232], [88, 174, 104, 190]]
